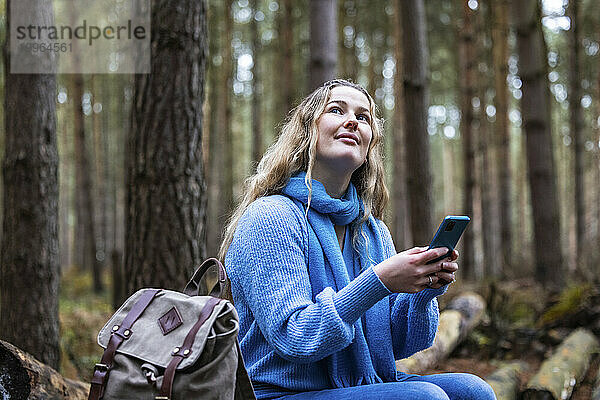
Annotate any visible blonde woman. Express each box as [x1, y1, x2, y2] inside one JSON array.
[[220, 80, 495, 400]]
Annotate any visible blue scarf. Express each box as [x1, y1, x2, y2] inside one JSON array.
[[281, 172, 396, 387]]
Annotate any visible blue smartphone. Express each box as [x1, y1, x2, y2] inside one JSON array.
[[425, 215, 470, 265]]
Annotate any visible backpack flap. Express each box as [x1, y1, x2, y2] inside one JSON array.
[[97, 288, 238, 370]]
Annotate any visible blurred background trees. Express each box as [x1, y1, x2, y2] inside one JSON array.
[[1, 0, 600, 381]]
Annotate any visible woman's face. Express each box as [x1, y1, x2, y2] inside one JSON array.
[[314, 85, 373, 178]]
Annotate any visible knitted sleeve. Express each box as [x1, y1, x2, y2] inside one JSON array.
[[374, 219, 447, 360], [226, 196, 390, 364]]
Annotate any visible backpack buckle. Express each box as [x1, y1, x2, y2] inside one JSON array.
[[94, 363, 109, 372]]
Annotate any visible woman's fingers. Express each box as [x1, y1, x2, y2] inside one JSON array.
[[436, 271, 455, 283], [403, 246, 429, 255], [413, 247, 449, 264], [422, 270, 456, 289], [450, 249, 459, 261], [441, 261, 458, 273]]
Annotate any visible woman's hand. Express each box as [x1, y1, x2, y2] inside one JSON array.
[[372, 247, 459, 293]]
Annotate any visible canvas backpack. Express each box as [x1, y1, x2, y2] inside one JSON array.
[[88, 258, 256, 400]]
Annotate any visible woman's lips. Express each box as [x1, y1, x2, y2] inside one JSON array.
[[335, 132, 359, 144]]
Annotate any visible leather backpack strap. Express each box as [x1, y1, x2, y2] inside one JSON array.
[[234, 340, 256, 400], [157, 296, 222, 400], [88, 289, 162, 400], [183, 258, 227, 297]]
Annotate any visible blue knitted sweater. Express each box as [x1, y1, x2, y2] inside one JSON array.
[[225, 194, 445, 399]]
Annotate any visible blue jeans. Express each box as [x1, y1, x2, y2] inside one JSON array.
[[277, 373, 496, 400]]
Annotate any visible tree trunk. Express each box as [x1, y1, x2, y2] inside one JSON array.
[[522, 329, 599, 400], [59, 89, 73, 270], [0, 340, 89, 400], [477, 1, 499, 279], [72, 74, 104, 293], [278, 0, 295, 114], [251, 0, 263, 167], [459, 0, 476, 279], [597, 43, 600, 273], [338, 1, 355, 81], [309, 0, 338, 90], [400, 0, 433, 245], [207, 0, 233, 258], [512, 0, 563, 289], [223, 0, 234, 213], [92, 75, 108, 270], [491, 0, 512, 273], [205, 0, 220, 258], [567, 0, 585, 266], [391, 0, 410, 250], [125, 0, 208, 293], [395, 292, 486, 373], [485, 361, 529, 400], [1, 0, 60, 369]]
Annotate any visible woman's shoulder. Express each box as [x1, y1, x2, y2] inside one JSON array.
[[240, 194, 306, 228]]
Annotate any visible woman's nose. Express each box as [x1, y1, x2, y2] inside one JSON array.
[[344, 119, 358, 130]]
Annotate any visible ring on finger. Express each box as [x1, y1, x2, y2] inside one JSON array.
[[427, 275, 433, 288]]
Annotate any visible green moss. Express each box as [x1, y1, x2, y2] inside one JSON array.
[[538, 284, 592, 326]]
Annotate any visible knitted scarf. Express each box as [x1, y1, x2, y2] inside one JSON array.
[[281, 172, 396, 387]]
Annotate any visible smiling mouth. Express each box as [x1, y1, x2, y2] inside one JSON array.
[[335, 133, 359, 145]]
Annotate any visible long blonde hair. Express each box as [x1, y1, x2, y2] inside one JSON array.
[[218, 79, 389, 261]]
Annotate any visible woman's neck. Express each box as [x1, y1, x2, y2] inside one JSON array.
[[310, 168, 351, 199]]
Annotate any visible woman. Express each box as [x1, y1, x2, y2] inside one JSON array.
[[220, 79, 495, 400]]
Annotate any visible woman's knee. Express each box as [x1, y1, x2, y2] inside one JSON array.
[[408, 382, 450, 400], [454, 373, 496, 400]]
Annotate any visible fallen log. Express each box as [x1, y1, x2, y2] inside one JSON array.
[[522, 328, 599, 400], [593, 365, 600, 400], [485, 361, 529, 400], [395, 291, 486, 374], [0, 339, 89, 400]]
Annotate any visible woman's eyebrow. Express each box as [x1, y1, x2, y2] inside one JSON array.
[[326, 99, 370, 114]]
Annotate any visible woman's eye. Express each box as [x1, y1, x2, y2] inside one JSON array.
[[330, 107, 343, 114], [358, 114, 370, 123]]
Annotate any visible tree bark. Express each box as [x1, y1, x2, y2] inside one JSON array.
[[0, 340, 89, 400], [459, 0, 477, 279], [395, 292, 486, 373], [251, 0, 263, 167], [72, 74, 104, 293], [597, 39, 600, 273], [92, 75, 108, 270], [567, 0, 585, 266], [477, 1, 499, 279], [338, 1, 356, 82], [399, 0, 433, 245], [309, 0, 338, 90], [278, 0, 295, 114], [125, 0, 208, 293], [391, 0, 410, 250], [512, 0, 563, 288], [222, 0, 234, 213], [491, 0, 512, 272], [207, 0, 233, 259], [0, 340, 90, 400], [522, 329, 599, 400], [1, 0, 60, 369], [485, 361, 529, 400]]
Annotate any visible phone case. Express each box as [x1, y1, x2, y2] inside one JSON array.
[[426, 215, 470, 265]]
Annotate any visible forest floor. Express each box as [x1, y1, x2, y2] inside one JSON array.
[[58, 268, 600, 398]]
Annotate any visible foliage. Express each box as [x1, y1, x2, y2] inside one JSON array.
[[59, 267, 113, 380]]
